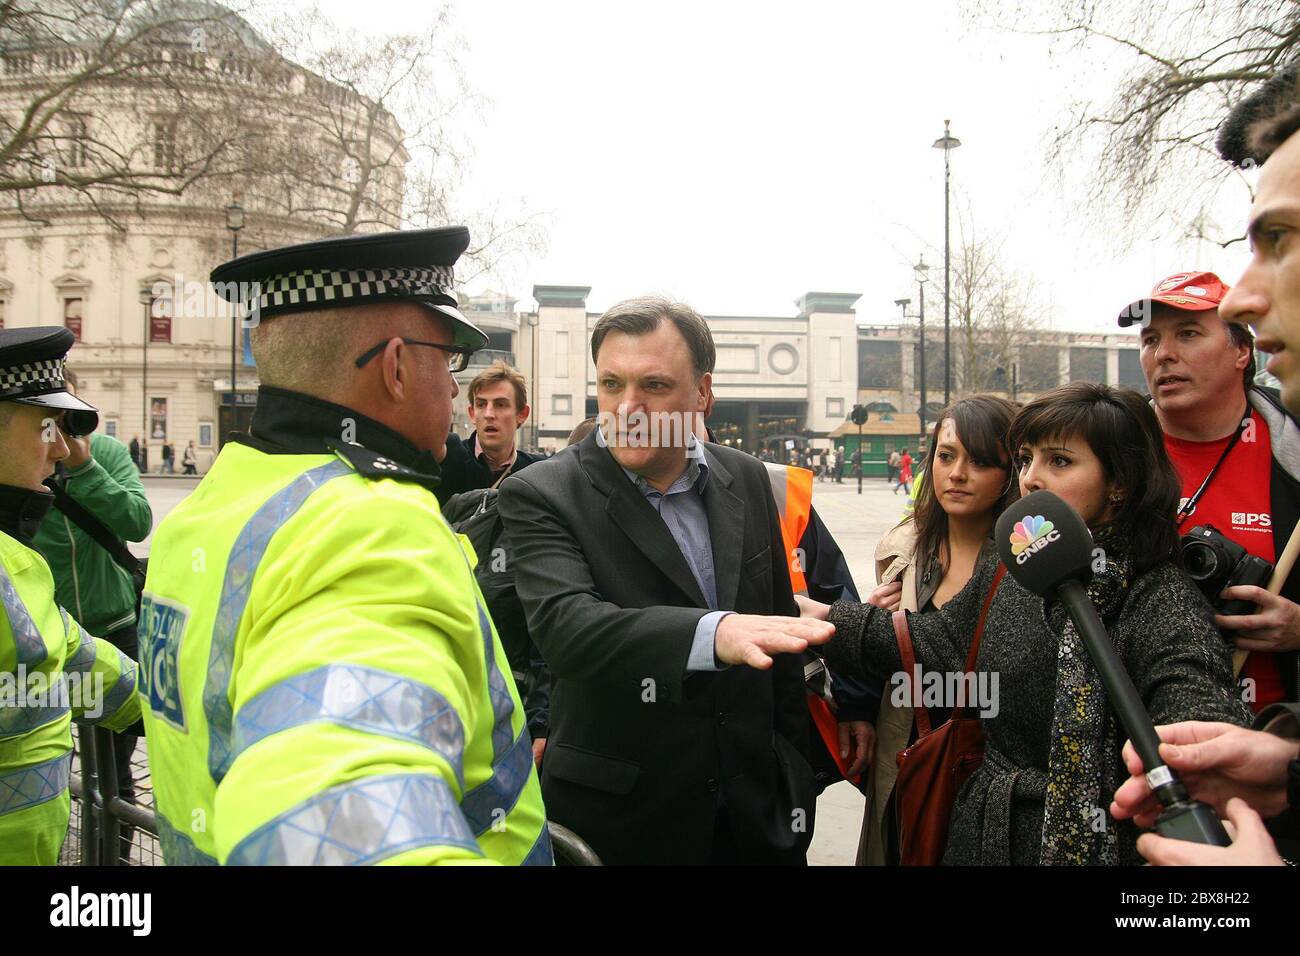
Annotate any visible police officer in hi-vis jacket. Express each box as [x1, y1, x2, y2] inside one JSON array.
[[0, 327, 141, 865], [137, 227, 550, 865]]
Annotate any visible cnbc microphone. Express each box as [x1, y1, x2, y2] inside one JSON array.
[[995, 490, 1230, 848]]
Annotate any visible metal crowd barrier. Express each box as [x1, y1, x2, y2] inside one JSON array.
[[59, 726, 601, 866]]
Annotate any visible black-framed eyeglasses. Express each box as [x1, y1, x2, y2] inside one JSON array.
[[354, 337, 477, 373]]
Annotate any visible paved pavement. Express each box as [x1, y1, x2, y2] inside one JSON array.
[[135, 470, 910, 866]]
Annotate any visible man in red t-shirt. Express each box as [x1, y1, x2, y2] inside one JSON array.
[[1120, 271, 1300, 713]]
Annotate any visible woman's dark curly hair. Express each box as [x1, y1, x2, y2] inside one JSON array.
[[1007, 382, 1181, 573]]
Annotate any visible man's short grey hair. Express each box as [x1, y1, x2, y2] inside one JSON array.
[[250, 306, 382, 396], [590, 295, 716, 378]]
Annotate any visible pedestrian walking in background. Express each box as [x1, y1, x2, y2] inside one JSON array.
[[182, 441, 198, 475], [894, 448, 913, 495]]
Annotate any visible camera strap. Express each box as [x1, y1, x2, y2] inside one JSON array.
[[1175, 414, 1250, 529]]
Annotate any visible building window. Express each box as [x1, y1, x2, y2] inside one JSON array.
[[1069, 347, 1107, 384], [1019, 345, 1060, 392], [859, 340, 901, 388], [105, 420, 118, 439], [826, 397, 844, 418], [554, 330, 569, 377], [63, 115, 88, 168], [63, 297, 83, 341], [199, 423, 213, 447], [153, 116, 178, 172], [1117, 348, 1145, 390], [552, 394, 572, 415]]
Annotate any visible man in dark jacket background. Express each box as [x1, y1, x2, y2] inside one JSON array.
[[435, 360, 541, 503]]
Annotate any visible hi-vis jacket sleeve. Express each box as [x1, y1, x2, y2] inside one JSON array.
[[62, 610, 141, 732], [212, 491, 498, 866]]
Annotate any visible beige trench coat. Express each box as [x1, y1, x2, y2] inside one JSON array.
[[856, 519, 919, 866]]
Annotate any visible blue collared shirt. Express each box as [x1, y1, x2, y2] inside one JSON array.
[[597, 428, 731, 673]]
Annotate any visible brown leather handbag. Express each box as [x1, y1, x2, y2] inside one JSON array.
[[892, 564, 1005, 866]]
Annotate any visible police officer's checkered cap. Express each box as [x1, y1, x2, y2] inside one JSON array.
[[208, 226, 488, 349], [0, 357, 64, 400], [241, 264, 454, 320]]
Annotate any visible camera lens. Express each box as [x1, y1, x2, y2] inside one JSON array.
[[1182, 541, 1219, 581], [60, 409, 99, 437]]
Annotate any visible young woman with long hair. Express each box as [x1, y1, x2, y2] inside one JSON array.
[[857, 395, 1018, 865], [804, 383, 1251, 864]]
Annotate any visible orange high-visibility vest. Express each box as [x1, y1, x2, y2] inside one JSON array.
[[763, 461, 860, 786], [762, 462, 813, 594]]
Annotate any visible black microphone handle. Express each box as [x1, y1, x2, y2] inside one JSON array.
[[1055, 578, 1167, 776]]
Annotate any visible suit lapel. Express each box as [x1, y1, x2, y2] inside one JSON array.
[[578, 432, 709, 608], [701, 444, 745, 611]]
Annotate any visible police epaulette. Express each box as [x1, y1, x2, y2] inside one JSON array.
[[326, 441, 438, 486]]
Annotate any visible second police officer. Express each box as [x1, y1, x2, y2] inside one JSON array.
[[137, 227, 551, 865]]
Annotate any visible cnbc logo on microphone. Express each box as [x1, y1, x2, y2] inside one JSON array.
[[1009, 514, 1059, 564]]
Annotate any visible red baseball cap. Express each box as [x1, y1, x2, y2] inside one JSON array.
[[1116, 271, 1231, 327]]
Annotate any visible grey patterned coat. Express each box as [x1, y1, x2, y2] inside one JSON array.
[[824, 552, 1251, 865]]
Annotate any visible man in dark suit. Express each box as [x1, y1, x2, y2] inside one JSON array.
[[500, 295, 833, 865]]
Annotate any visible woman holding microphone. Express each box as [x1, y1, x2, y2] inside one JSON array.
[[803, 383, 1251, 864]]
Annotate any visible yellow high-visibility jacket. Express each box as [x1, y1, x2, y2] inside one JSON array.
[[0, 529, 141, 865], [138, 440, 550, 865]]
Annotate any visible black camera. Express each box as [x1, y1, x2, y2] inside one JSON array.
[[59, 408, 99, 438], [1179, 524, 1273, 616]]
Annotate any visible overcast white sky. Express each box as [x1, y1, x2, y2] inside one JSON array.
[[300, 0, 1258, 335]]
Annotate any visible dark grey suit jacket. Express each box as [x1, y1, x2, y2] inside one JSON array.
[[499, 430, 813, 865]]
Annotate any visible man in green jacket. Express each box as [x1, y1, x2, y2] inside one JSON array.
[[31, 369, 151, 860]]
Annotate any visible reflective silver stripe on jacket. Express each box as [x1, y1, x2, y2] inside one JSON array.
[[233, 663, 467, 789], [521, 821, 554, 867], [205, 459, 353, 782], [95, 650, 137, 723], [0, 564, 69, 738], [226, 772, 480, 865], [0, 562, 47, 666], [0, 751, 71, 817], [63, 628, 96, 675], [461, 725, 534, 835], [156, 813, 218, 866]]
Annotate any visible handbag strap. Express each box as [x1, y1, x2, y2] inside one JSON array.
[[891, 562, 1007, 734], [892, 609, 930, 737]]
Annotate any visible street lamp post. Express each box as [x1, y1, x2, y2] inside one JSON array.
[[225, 201, 245, 431], [895, 295, 913, 444], [527, 313, 539, 452], [139, 287, 151, 472], [915, 255, 930, 447], [933, 119, 961, 405]]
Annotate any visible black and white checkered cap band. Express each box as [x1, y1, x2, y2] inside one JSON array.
[[240, 265, 456, 318], [0, 357, 63, 400]]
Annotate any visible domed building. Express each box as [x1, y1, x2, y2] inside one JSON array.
[[0, 1, 407, 470]]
